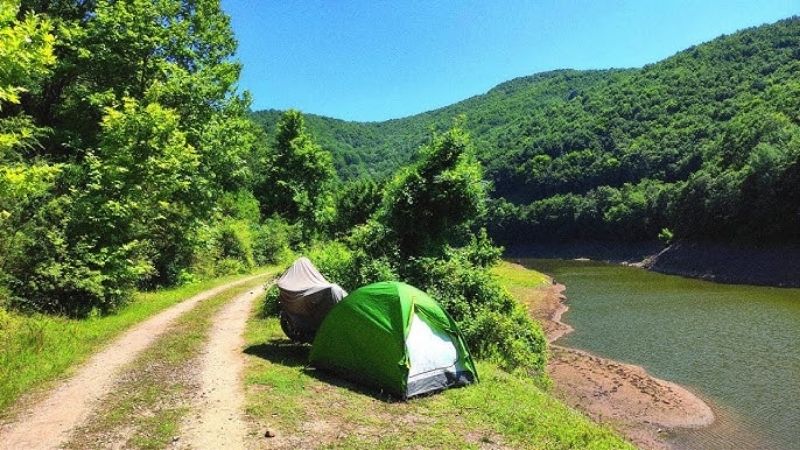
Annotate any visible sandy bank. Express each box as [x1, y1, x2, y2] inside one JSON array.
[[520, 275, 714, 450]]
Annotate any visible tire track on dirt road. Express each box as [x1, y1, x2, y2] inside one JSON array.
[[179, 283, 271, 449]]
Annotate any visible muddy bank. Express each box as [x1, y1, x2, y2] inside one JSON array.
[[642, 240, 800, 287], [523, 277, 714, 450]]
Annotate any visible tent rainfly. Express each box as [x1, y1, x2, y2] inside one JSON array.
[[309, 281, 478, 398], [276, 257, 347, 342]]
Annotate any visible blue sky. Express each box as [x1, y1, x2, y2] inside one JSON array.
[[222, 0, 799, 122]]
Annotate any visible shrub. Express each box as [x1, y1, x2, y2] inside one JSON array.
[[306, 241, 357, 289], [217, 220, 255, 268], [5, 195, 153, 316], [261, 284, 281, 318], [214, 257, 248, 276], [306, 240, 399, 292], [11, 230, 153, 316], [410, 250, 548, 377], [218, 190, 261, 224], [337, 123, 549, 376], [252, 217, 298, 265]]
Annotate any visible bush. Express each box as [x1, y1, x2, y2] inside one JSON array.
[[218, 190, 261, 224], [306, 240, 399, 292], [252, 217, 298, 265], [10, 231, 153, 316], [336, 123, 549, 376], [217, 220, 255, 268], [5, 195, 154, 316], [410, 250, 548, 377], [214, 257, 248, 276], [261, 284, 281, 318]]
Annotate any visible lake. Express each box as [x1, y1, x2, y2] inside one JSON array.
[[519, 259, 800, 450]]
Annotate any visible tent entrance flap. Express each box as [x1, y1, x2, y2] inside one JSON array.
[[405, 312, 472, 397]]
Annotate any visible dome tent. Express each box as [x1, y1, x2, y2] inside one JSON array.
[[309, 281, 478, 398], [277, 257, 347, 342]]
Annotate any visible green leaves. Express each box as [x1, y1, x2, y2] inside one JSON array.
[[1, 0, 268, 312], [381, 123, 487, 258], [256, 110, 337, 238]]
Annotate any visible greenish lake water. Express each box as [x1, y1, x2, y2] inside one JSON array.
[[519, 259, 800, 450]]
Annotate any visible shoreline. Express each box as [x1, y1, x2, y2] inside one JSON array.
[[527, 275, 715, 449], [506, 240, 800, 288]]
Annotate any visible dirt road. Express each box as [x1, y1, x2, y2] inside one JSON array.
[[179, 284, 266, 449], [0, 273, 268, 450]]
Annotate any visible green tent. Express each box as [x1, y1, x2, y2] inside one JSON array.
[[309, 281, 478, 398]]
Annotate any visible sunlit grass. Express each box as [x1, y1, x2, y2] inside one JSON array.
[[492, 260, 550, 288], [243, 294, 632, 450]]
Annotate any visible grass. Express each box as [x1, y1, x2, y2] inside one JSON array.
[[492, 260, 550, 289], [242, 266, 634, 450], [63, 274, 274, 449], [0, 267, 273, 418]]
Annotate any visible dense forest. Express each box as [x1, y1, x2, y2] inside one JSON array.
[[253, 17, 800, 245], [0, 0, 310, 315]]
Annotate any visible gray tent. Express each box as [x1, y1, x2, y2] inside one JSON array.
[[277, 257, 347, 342]]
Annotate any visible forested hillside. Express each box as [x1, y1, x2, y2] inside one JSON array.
[[253, 17, 800, 245]]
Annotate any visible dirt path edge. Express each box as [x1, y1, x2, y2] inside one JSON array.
[[0, 273, 268, 450]]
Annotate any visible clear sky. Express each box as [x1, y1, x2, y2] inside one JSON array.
[[222, 0, 799, 122]]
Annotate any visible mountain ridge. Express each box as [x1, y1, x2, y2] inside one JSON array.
[[253, 16, 800, 244]]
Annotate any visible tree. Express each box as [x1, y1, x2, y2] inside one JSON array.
[[1, 0, 276, 313], [76, 98, 205, 285], [338, 122, 547, 375], [330, 177, 383, 236], [0, 0, 58, 303], [257, 110, 336, 236], [19, 0, 241, 158], [380, 122, 487, 258]]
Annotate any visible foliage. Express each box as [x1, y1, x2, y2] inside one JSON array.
[[379, 122, 488, 258], [78, 99, 203, 287], [0, 0, 55, 155], [255, 110, 337, 239], [1, 0, 273, 314], [413, 247, 547, 373], [337, 124, 548, 376], [252, 217, 298, 266], [329, 177, 383, 236]]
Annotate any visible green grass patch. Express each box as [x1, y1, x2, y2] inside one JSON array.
[[64, 272, 274, 449], [492, 260, 550, 289], [0, 267, 272, 417], [243, 304, 633, 449]]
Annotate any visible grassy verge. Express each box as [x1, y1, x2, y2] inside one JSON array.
[[0, 267, 272, 417], [64, 273, 273, 449], [242, 261, 633, 450], [492, 260, 550, 290]]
